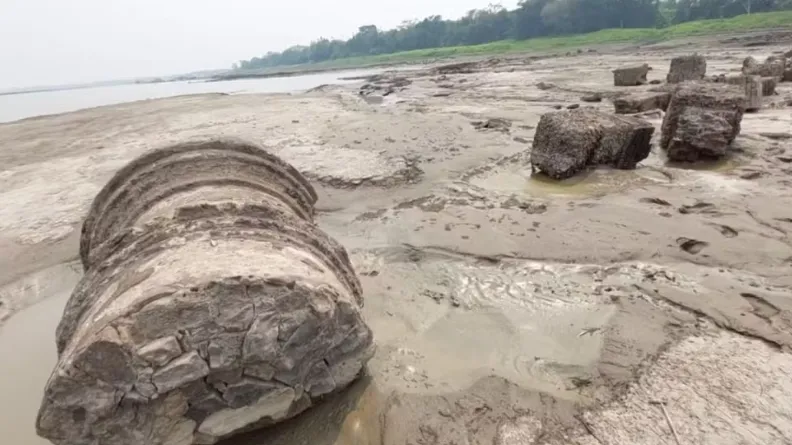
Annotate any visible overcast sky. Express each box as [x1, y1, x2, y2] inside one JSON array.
[[0, 0, 518, 88]]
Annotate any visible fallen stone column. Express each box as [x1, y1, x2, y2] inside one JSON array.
[[660, 82, 746, 161], [37, 139, 374, 445], [667, 54, 706, 83], [530, 109, 654, 179]]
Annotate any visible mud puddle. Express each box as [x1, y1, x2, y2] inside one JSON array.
[[0, 261, 82, 323], [465, 147, 749, 200], [220, 377, 384, 445], [0, 292, 66, 445], [0, 261, 83, 444], [468, 164, 670, 197], [355, 253, 683, 400]]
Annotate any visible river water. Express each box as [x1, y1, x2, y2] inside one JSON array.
[[0, 68, 382, 123]]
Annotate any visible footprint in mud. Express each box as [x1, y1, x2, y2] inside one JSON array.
[[740, 170, 763, 180], [710, 223, 738, 238], [740, 292, 780, 321], [676, 237, 709, 254], [640, 197, 672, 206], [678, 201, 718, 215]]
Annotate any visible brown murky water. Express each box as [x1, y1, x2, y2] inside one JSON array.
[[0, 293, 66, 445], [468, 165, 669, 197], [219, 378, 383, 445]]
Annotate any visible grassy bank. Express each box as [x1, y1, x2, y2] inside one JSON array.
[[327, 11, 792, 64], [221, 11, 792, 79]]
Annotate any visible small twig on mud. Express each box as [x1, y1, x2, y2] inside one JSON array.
[[650, 400, 682, 445], [574, 414, 605, 445], [578, 327, 601, 337]]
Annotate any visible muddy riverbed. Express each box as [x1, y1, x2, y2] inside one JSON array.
[[2, 33, 792, 445]]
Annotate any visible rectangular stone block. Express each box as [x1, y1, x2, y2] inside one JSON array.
[[531, 109, 654, 179], [660, 82, 746, 161], [667, 55, 706, 83]]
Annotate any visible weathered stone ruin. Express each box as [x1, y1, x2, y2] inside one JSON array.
[[783, 55, 792, 82], [714, 74, 763, 111], [613, 91, 671, 114], [36, 139, 374, 445], [613, 64, 650, 86], [531, 109, 655, 179], [714, 73, 776, 96], [660, 82, 746, 161], [667, 55, 707, 83], [761, 76, 778, 95], [742, 55, 787, 79], [742, 75, 763, 112]]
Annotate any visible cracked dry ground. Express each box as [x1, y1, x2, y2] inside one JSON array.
[[2, 34, 792, 445]]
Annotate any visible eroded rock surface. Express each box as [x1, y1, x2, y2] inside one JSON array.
[[661, 82, 746, 161], [613, 64, 650, 86], [36, 139, 374, 445], [667, 54, 707, 83], [716, 73, 777, 97], [530, 109, 654, 179]]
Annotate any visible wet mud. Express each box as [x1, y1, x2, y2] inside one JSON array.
[[2, 31, 792, 445]]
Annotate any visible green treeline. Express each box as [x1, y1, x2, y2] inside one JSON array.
[[236, 0, 792, 70]]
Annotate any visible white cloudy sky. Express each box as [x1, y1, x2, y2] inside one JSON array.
[[0, 0, 518, 88]]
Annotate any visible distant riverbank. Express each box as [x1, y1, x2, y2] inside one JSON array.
[[220, 11, 792, 81]]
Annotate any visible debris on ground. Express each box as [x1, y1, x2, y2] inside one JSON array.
[[472, 118, 512, 132], [581, 93, 603, 102]]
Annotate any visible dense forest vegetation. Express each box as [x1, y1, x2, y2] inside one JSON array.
[[235, 0, 792, 70]]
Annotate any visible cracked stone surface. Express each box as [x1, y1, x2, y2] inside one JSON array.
[[661, 81, 746, 161], [34, 139, 374, 445], [531, 109, 654, 179]]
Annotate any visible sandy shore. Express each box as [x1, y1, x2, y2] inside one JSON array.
[[2, 33, 792, 445]]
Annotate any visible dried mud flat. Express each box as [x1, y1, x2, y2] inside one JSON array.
[[2, 32, 792, 445]]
